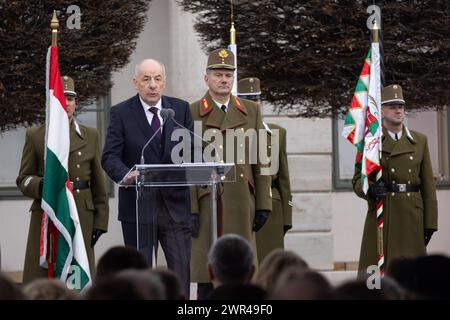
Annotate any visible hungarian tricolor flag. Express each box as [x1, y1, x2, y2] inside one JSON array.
[[342, 43, 382, 194], [39, 45, 91, 291]]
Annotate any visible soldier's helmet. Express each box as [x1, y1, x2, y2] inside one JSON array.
[[381, 84, 405, 106], [206, 48, 235, 70], [237, 77, 261, 101], [61, 75, 77, 97]]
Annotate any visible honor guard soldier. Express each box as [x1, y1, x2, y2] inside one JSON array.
[[17, 76, 109, 283], [353, 84, 438, 278], [190, 49, 272, 299], [238, 77, 293, 264]]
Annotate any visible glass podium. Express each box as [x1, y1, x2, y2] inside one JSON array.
[[118, 162, 235, 265]]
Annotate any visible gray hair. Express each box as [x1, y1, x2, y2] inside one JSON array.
[[208, 234, 254, 285], [134, 59, 166, 79]]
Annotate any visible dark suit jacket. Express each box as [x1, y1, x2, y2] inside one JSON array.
[[102, 94, 193, 224]]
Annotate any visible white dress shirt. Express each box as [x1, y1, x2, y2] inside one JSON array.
[[140, 96, 163, 127]]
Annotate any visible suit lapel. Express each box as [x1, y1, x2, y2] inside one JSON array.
[[220, 96, 248, 131], [382, 126, 415, 157], [69, 122, 87, 152], [130, 94, 153, 140], [390, 127, 415, 156], [199, 92, 248, 132], [199, 92, 225, 129], [381, 127, 395, 155]]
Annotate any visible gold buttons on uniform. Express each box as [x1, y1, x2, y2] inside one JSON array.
[[76, 177, 80, 181], [76, 164, 80, 168], [391, 193, 395, 196], [78, 151, 82, 156], [240, 173, 244, 178], [391, 168, 395, 172], [76, 189, 80, 193], [408, 181, 411, 184], [408, 169, 412, 173], [407, 193, 410, 197], [392, 180, 396, 184], [410, 156, 413, 160]]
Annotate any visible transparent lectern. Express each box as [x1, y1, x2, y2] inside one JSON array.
[[118, 162, 235, 265]]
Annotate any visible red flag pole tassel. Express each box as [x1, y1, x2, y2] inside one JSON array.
[[376, 198, 384, 276]]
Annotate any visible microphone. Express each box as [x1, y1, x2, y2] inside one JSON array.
[[140, 108, 171, 164], [165, 109, 225, 181]]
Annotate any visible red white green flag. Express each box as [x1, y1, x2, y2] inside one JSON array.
[[342, 43, 382, 194], [39, 45, 91, 291]]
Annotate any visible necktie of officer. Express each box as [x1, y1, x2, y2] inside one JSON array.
[[395, 133, 398, 141], [221, 105, 227, 113], [149, 107, 161, 138]]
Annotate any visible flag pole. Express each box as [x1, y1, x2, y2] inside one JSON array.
[[372, 20, 385, 276], [47, 10, 60, 278], [51, 10, 59, 46], [229, 0, 238, 95]]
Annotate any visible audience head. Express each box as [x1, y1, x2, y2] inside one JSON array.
[[96, 246, 149, 281], [255, 249, 309, 295], [154, 267, 185, 300], [23, 278, 79, 300], [0, 272, 24, 300], [86, 269, 165, 300], [209, 284, 267, 300], [271, 267, 332, 300], [207, 234, 255, 287], [334, 279, 391, 300]]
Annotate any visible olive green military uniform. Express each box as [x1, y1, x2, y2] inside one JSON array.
[[256, 123, 292, 264], [236, 77, 293, 264], [189, 91, 272, 282], [16, 122, 109, 284], [353, 85, 437, 277]]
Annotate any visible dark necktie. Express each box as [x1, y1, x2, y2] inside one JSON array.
[[221, 104, 227, 113], [395, 133, 398, 141], [149, 107, 161, 138]]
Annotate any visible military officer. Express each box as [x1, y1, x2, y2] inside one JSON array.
[[190, 49, 272, 299], [17, 76, 109, 283], [237, 77, 293, 264], [353, 84, 438, 278]]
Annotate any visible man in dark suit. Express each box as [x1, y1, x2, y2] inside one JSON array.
[[101, 59, 193, 296]]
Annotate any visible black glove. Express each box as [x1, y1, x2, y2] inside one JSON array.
[[368, 180, 387, 200], [253, 210, 270, 232], [91, 229, 105, 248], [283, 225, 292, 235], [424, 229, 436, 247], [191, 213, 200, 238]]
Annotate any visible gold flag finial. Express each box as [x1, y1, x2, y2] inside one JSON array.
[[51, 10, 59, 46], [230, 1, 236, 45], [372, 20, 379, 43]]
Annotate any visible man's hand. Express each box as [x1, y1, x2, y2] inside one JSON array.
[[253, 210, 270, 232], [283, 225, 292, 235], [91, 229, 106, 248], [123, 170, 139, 184], [191, 213, 200, 238], [424, 228, 436, 247], [368, 180, 387, 200]]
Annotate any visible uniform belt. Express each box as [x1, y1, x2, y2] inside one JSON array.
[[387, 184, 420, 193], [70, 180, 89, 190]]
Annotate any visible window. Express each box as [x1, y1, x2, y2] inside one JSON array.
[[333, 107, 450, 190]]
